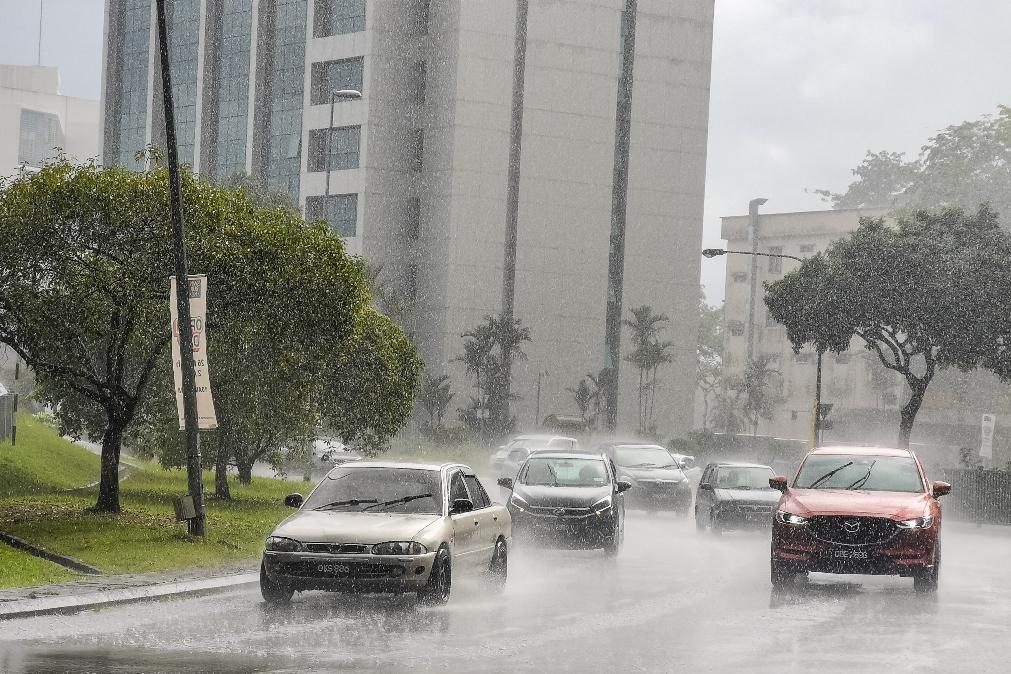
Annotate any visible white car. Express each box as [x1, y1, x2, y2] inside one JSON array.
[[489, 434, 579, 481]]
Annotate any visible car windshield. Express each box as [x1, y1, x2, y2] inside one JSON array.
[[612, 445, 679, 469], [303, 467, 444, 514], [521, 457, 609, 488], [716, 466, 775, 489], [794, 455, 924, 493]]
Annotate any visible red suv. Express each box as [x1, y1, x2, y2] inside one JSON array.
[[769, 447, 951, 592]]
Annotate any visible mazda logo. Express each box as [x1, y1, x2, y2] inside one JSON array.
[[553, 508, 566, 517], [843, 520, 860, 533]]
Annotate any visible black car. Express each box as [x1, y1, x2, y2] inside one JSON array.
[[498, 452, 630, 555], [694, 462, 780, 534], [598, 443, 693, 515]]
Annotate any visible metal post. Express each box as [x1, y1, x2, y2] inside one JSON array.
[[11, 359, 18, 446], [156, 0, 205, 537], [745, 198, 767, 365], [500, 0, 529, 426], [814, 348, 823, 448], [535, 371, 542, 427], [603, 0, 638, 431], [325, 92, 336, 204]]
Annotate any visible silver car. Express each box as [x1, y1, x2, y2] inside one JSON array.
[[260, 462, 511, 605]]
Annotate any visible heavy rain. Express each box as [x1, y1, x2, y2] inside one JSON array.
[[2, 0, 1011, 673]]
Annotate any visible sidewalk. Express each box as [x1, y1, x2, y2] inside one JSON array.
[[0, 561, 258, 620]]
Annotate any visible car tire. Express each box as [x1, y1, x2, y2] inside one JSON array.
[[710, 513, 723, 536], [913, 548, 940, 593], [419, 546, 452, 606], [488, 538, 508, 592], [603, 521, 623, 556], [260, 561, 294, 605], [771, 559, 795, 588], [694, 506, 707, 531]]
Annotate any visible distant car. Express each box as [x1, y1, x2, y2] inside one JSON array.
[[695, 462, 780, 534], [598, 443, 692, 515], [499, 452, 630, 555], [670, 453, 702, 486], [770, 446, 950, 592], [489, 434, 579, 481], [260, 462, 511, 605]]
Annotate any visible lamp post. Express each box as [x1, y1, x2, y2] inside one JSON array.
[[535, 369, 549, 427], [324, 89, 363, 226]]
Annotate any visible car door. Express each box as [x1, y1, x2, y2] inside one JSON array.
[[464, 473, 501, 569], [448, 469, 481, 572]]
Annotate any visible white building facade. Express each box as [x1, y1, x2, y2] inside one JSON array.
[[100, 0, 714, 437]]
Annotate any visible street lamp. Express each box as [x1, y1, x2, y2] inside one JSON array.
[[702, 248, 802, 263], [324, 89, 363, 227]]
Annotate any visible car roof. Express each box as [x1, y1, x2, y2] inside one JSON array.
[[807, 446, 913, 458], [330, 461, 464, 472], [712, 462, 774, 469], [526, 451, 605, 460], [606, 443, 667, 450]]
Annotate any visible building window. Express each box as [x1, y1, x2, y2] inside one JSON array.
[[409, 128, 423, 171], [405, 197, 420, 239], [794, 353, 812, 365], [308, 126, 361, 171], [114, 0, 151, 168], [728, 320, 744, 337], [310, 58, 364, 105], [768, 246, 783, 273], [411, 61, 426, 104], [264, 0, 308, 199], [18, 109, 62, 167], [306, 193, 358, 237], [417, 0, 430, 35], [791, 410, 799, 421], [732, 272, 747, 284], [835, 353, 851, 364], [405, 263, 418, 301], [765, 313, 779, 328], [799, 244, 815, 254], [314, 0, 365, 37], [209, 0, 253, 181]]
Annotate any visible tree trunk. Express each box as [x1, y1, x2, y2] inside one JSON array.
[[237, 460, 254, 485], [94, 420, 125, 513], [898, 381, 927, 448], [649, 366, 659, 431], [638, 367, 645, 434], [702, 393, 710, 431], [214, 441, 231, 500]]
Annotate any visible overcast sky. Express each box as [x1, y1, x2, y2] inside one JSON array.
[[2, 1, 1010, 305]]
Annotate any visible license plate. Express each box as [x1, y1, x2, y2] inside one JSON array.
[[317, 563, 351, 574], [833, 549, 868, 560]]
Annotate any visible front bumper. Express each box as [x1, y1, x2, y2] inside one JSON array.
[[262, 550, 437, 592], [510, 509, 616, 548], [772, 521, 938, 576]]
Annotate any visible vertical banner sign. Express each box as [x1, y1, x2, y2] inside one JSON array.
[[170, 275, 218, 430], [980, 414, 996, 460]]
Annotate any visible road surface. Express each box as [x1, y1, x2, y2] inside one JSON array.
[[2, 515, 1010, 673]]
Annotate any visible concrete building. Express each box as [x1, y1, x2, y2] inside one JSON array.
[[0, 64, 100, 179], [100, 0, 714, 436], [719, 206, 1011, 468]]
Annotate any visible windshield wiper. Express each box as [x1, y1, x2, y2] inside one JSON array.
[[846, 461, 876, 490], [805, 462, 854, 489], [546, 464, 560, 487], [361, 493, 434, 513], [625, 462, 657, 468], [313, 498, 378, 511]]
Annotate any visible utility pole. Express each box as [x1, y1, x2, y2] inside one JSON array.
[[603, 0, 638, 431], [37, 0, 43, 65], [156, 0, 205, 537], [500, 0, 529, 426], [745, 198, 767, 365]]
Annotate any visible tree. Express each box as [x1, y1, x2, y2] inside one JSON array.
[[623, 305, 673, 434], [0, 160, 417, 511], [696, 293, 724, 430], [766, 206, 1011, 447], [419, 374, 454, 429], [738, 356, 784, 440], [817, 106, 1011, 224], [567, 378, 592, 422], [584, 368, 613, 430], [456, 315, 531, 437]]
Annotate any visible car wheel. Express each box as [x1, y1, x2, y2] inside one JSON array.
[[913, 547, 940, 593], [603, 520, 623, 556], [771, 559, 795, 588], [419, 547, 452, 606], [488, 538, 508, 592], [260, 561, 294, 605], [710, 513, 723, 536], [694, 506, 707, 531]]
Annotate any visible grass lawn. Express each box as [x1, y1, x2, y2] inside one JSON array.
[[0, 544, 75, 589], [0, 415, 313, 580]]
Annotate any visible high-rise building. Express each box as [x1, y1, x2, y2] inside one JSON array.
[[0, 64, 99, 179], [100, 0, 714, 436]]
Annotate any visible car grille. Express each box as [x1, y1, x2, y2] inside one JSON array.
[[737, 504, 774, 516], [639, 480, 683, 490], [526, 505, 593, 518], [304, 543, 370, 554], [809, 516, 897, 546]]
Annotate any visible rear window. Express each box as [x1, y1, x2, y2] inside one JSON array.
[[794, 455, 924, 493]]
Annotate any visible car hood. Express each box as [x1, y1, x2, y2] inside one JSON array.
[[514, 484, 612, 507], [271, 510, 441, 544], [619, 466, 686, 482], [780, 489, 931, 520], [715, 488, 781, 505]]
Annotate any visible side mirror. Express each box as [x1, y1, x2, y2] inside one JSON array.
[[497, 477, 514, 490], [932, 481, 951, 498], [616, 480, 633, 493], [450, 498, 474, 515], [769, 476, 789, 493], [284, 493, 304, 508], [698, 483, 713, 491]]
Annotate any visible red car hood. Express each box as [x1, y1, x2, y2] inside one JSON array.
[[781, 489, 930, 520]]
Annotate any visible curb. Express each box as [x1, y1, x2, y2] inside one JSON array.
[[0, 532, 103, 576], [0, 571, 259, 620]]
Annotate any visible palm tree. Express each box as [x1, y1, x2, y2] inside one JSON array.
[[419, 374, 454, 428], [456, 314, 532, 436], [567, 378, 592, 422], [740, 356, 784, 440], [623, 305, 671, 434], [585, 368, 613, 430]]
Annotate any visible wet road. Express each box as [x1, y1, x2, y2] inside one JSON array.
[[3, 515, 1011, 673]]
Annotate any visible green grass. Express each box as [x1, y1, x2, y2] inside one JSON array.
[[0, 414, 314, 580], [0, 544, 76, 589]]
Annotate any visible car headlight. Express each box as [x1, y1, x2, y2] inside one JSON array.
[[896, 516, 934, 529], [509, 494, 529, 512], [775, 510, 808, 526], [372, 541, 428, 556], [591, 495, 613, 516], [265, 536, 304, 552]]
